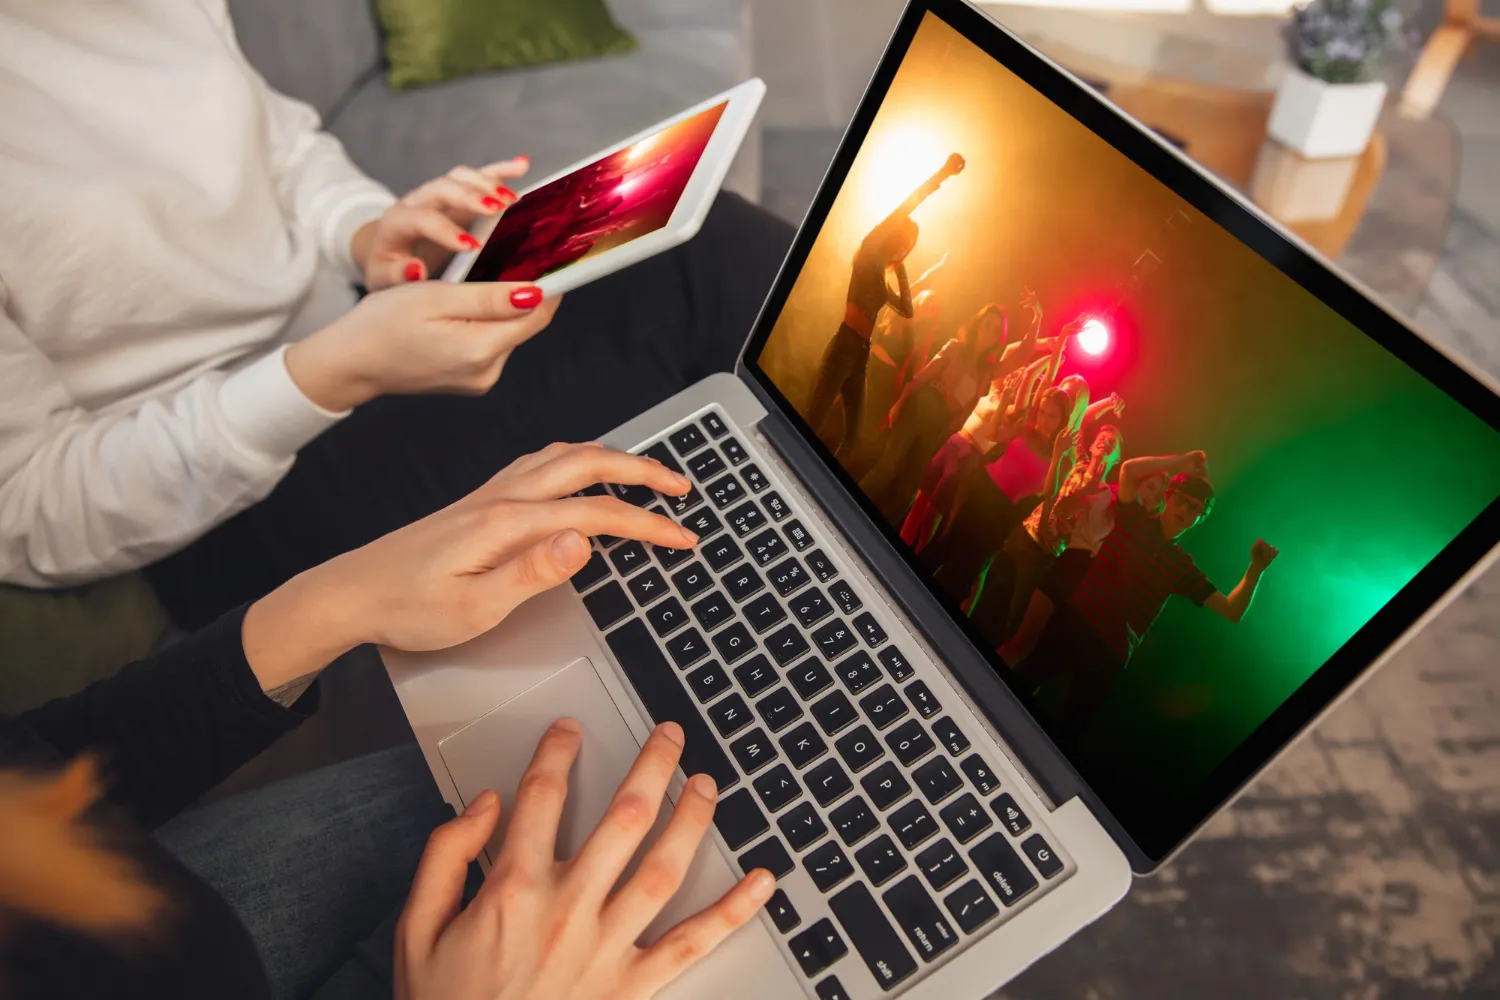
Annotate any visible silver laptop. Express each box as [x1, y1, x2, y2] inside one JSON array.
[[381, 1, 1500, 997]]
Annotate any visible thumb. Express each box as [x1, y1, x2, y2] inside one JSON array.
[[368, 255, 428, 291], [398, 790, 501, 957], [481, 529, 591, 619], [437, 280, 548, 320]]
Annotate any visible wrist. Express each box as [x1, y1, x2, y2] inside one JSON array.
[[285, 326, 380, 412], [242, 560, 366, 695], [349, 219, 378, 278]]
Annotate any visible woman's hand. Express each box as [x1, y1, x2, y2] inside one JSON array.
[[241, 443, 693, 690], [353, 157, 531, 290], [394, 719, 775, 1000], [285, 280, 560, 412]]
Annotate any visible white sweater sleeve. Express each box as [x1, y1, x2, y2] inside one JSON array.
[[0, 287, 344, 587]]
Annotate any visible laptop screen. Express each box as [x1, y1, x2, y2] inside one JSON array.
[[743, 2, 1500, 861]]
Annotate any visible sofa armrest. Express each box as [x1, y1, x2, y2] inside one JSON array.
[[606, 0, 749, 35], [226, 0, 383, 118]]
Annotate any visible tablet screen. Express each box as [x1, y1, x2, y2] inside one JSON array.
[[464, 101, 729, 283]]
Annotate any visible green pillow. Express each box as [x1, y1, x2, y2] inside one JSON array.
[[376, 0, 639, 90]]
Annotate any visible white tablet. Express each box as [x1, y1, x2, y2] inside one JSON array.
[[441, 79, 766, 295]]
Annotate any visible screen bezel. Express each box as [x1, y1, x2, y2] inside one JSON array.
[[736, 0, 1500, 865]]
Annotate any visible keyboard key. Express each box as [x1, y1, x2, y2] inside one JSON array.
[[701, 412, 729, 439], [762, 491, 790, 521], [610, 481, 656, 507], [939, 793, 993, 845], [742, 464, 769, 493], [854, 834, 908, 886], [665, 627, 709, 669], [570, 550, 610, 592], [739, 835, 795, 881], [806, 758, 853, 806], [828, 883, 917, 991], [669, 423, 707, 456], [722, 437, 749, 465], [904, 680, 941, 718], [959, 754, 1001, 796], [779, 722, 829, 769], [665, 486, 705, 517], [785, 520, 815, 551], [779, 801, 828, 852], [811, 691, 857, 735], [766, 889, 801, 933], [834, 651, 882, 694], [652, 543, 695, 571], [746, 529, 789, 567], [713, 788, 768, 850], [829, 796, 879, 846], [991, 793, 1031, 836], [813, 620, 857, 661], [790, 588, 834, 628], [886, 719, 936, 766], [788, 919, 848, 978], [706, 475, 746, 509], [730, 727, 778, 775], [756, 687, 804, 733], [883, 875, 959, 962], [708, 693, 753, 737], [969, 832, 1038, 906], [605, 620, 737, 791], [789, 659, 834, 700], [714, 622, 757, 663], [834, 725, 885, 773], [944, 879, 999, 934], [681, 507, 723, 540], [890, 800, 939, 850], [852, 612, 887, 648], [583, 582, 632, 629], [807, 549, 838, 583], [861, 761, 912, 811], [859, 684, 909, 731], [768, 558, 809, 596], [595, 531, 623, 549], [687, 449, 726, 482], [686, 660, 731, 703], [627, 567, 669, 606], [722, 564, 764, 602], [727, 502, 767, 538], [752, 763, 802, 812], [915, 839, 969, 891], [1021, 834, 1064, 879], [744, 593, 787, 634], [827, 579, 861, 615], [804, 840, 855, 892], [641, 440, 684, 474], [671, 562, 714, 601], [609, 541, 650, 576], [913, 757, 963, 804], [733, 654, 778, 698], [878, 646, 915, 682], [815, 977, 851, 1000], [691, 592, 734, 631], [702, 534, 743, 572], [765, 625, 811, 666], [645, 598, 689, 637], [931, 717, 970, 757]]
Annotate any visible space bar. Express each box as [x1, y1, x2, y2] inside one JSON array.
[[605, 618, 739, 792]]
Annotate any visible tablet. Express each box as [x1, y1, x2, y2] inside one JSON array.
[[442, 79, 766, 295]]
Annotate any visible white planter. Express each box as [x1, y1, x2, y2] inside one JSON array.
[[1267, 66, 1387, 159]]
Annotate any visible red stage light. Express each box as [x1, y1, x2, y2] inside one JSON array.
[[1077, 318, 1110, 357]]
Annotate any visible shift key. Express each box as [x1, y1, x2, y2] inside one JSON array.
[[828, 882, 917, 991]]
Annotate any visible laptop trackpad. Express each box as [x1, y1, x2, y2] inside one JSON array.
[[436, 656, 736, 945]]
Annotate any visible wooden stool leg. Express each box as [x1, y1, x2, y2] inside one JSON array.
[[1399, 23, 1475, 119]]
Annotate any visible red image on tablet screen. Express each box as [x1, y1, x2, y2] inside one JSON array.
[[464, 101, 729, 283]]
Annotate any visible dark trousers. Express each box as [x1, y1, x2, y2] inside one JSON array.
[[806, 323, 871, 459], [1014, 604, 1125, 748], [969, 525, 1053, 649], [145, 195, 794, 629]]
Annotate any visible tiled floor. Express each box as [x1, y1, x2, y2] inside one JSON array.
[[754, 1, 1500, 997]]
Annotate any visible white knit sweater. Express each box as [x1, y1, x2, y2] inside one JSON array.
[[0, 0, 397, 586]]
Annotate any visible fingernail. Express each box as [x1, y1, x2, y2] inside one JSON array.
[[459, 233, 480, 249], [495, 186, 517, 204], [510, 285, 543, 310], [747, 869, 776, 901], [552, 530, 587, 569], [659, 721, 685, 747], [513, 154, 530, 165], [403, 261, 423, 282], [672, 472, 692, 492], [688, 773, 717, 801], [678, 527, 700, 546], [464, 789, 497, 815], [482, 196, 504, 210], [554, 717, 582, 733]]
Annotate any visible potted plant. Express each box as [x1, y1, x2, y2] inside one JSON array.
[[1267, 0, 1413, 158]]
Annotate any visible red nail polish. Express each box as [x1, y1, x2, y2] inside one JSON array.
[[403, 261, 423, 282], [509, 286, 543, 310], [495, 186, 517, 204], [481, 196, 503, 210], [459, 233, 480, 249]]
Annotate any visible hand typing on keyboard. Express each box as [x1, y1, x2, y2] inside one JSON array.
[[394, 719, 776, 1000]]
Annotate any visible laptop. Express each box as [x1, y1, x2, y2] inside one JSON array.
[[381, 1, 1500, 997]]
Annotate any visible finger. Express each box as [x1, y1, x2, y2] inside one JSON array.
[[448, 164, 520, 207], [603, 772, 718, 944], [396, 790, 501, 959], [365, 209, 483, 290], [433, 280, 554, 322], [629, 869, 776, 995], [488, 718, 582, 878], [565, 723, 685, 900], [500, 445, 693, 503], [479, 155, 531, 182], [508, 494, 699, 551], [407, 175, 512, 217]]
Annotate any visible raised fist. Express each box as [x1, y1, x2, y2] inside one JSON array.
[[1250, 539, 1279, 570], [943, 152, 967, 176]]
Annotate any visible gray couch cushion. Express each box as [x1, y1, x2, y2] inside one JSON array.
[[226, 0, 382, 119]]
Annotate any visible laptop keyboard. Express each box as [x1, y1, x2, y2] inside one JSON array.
[[572, 408, 1069, 997]]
